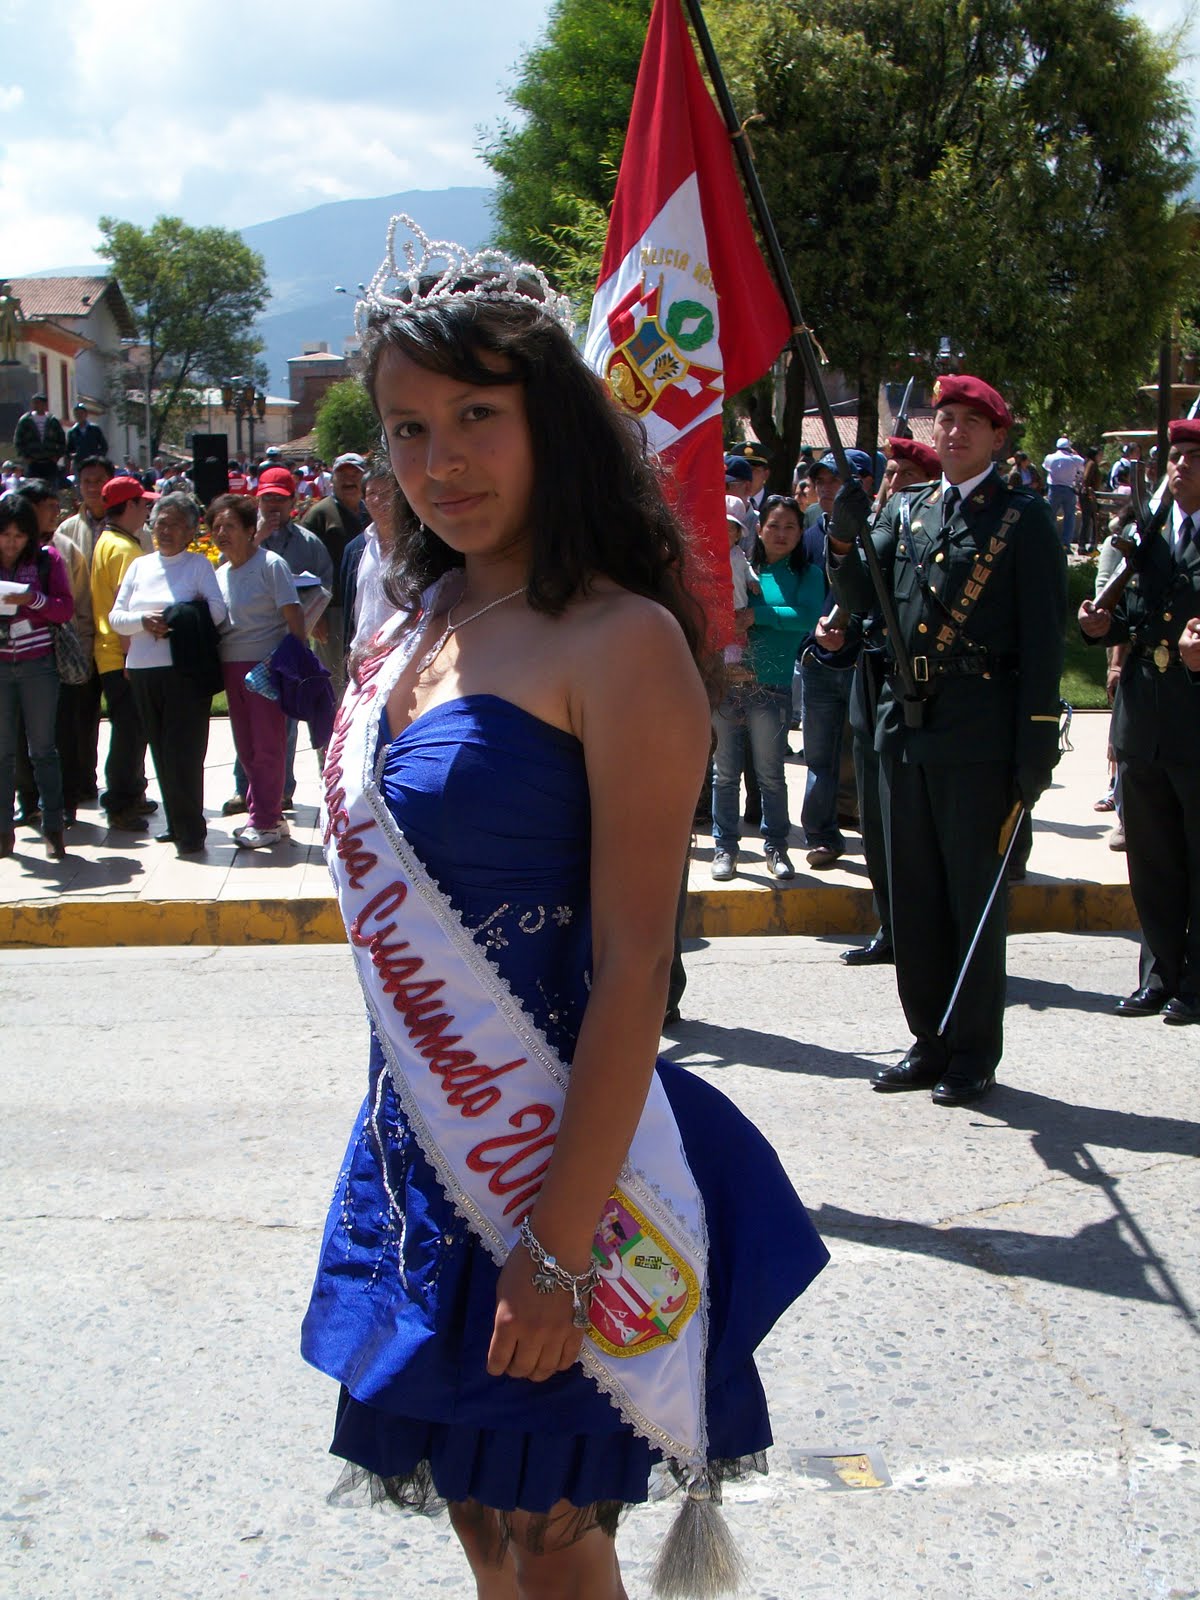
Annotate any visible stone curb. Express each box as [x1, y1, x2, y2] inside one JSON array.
[[0, 881, 1136, 949]]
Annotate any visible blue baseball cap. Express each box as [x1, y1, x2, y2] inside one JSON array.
[[813, 448, 875, 479]]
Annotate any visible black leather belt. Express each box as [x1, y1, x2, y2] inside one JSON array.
[[908, 651, 1019, 684]]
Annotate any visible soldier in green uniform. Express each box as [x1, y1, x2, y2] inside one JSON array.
[[826, 374, 1066, 1105], [1080, 417, 1200, 1024]]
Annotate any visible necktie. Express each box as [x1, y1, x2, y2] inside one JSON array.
[[942, 487, 960, 528], [1179, 515, 1195, 558]]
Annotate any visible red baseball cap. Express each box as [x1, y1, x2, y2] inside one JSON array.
[[930, 374, 1013, 431], [887, 437, 941, 478], [101, 475, 146, 511], [255, 466, 297, 497], [1168, 418, 1200, 448]]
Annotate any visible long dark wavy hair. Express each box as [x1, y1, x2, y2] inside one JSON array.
[[357, 280, 710, 685]]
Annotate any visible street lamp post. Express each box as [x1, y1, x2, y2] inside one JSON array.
[[221, 377, 267, 465]]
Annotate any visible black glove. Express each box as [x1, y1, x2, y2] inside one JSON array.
[[1015, 767, 1052, 810], [830, 477, 873, 544]]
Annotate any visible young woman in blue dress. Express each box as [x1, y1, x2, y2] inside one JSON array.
[[302, 221, 827, 1599]]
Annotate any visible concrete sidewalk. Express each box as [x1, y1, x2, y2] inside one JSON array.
[[0, 708, 1133, 949]]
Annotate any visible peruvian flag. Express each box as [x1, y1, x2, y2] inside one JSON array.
[[584, 0, 790, 647]]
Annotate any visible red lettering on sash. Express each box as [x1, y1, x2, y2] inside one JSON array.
[[350, 881, 408, 944], [467, 1103, 557, 1211]]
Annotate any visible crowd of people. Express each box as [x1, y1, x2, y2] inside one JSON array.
[[0, 444, 389, 864], [4, 195, 1199, 1595]]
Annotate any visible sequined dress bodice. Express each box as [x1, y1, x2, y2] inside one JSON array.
[[381, 694, 593, 1056]]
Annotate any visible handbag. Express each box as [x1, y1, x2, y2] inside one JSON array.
[[52, 621, 91, 685]]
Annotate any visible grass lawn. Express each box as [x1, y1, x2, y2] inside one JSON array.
[[1061, 561, 1108, 710]]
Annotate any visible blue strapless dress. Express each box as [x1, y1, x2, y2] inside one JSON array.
[[301, 695, 828, 1515]]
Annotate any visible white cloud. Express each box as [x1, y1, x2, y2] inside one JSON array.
[[0, 0, 550, 272], [0, 85, 24, 111]]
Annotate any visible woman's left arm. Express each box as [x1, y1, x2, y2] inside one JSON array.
[[25, 546, 75, 625], [487, 599, 710, 1383]]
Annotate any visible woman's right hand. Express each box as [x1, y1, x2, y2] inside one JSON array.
[[487, 1243, 585, 1383], [5, 586, 33, 607]]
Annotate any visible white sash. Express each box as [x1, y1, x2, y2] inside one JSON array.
[[321, 596, 709, 1469]]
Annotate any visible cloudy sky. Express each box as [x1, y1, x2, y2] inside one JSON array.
[[0, 0, 1194, 277]]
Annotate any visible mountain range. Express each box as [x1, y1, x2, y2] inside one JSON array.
[[33, 186, 497, 397], [240, 186, 496, 392]]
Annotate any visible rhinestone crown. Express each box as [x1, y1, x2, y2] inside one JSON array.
[[357, 213, 574, 339]]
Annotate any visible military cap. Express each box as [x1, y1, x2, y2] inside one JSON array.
[[738, 443, 770, 468], [930, 374, 1013, 430], [887, 437, 941, 477], [1168, 418, 1200, 448]]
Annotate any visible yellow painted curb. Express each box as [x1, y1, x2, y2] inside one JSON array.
[[0, 881, 1137, 950], [0, 897, 345, 950]]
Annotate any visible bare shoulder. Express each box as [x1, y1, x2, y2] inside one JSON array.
[[569, 579, 694, 659], [563, 582, 713, 742], [567, 581, 700, 679]]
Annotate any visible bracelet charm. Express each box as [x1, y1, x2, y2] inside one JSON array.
[[519, 1219, 601, 1330]]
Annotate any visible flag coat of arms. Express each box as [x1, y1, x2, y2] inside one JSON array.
[[584, 0, 791, 645]]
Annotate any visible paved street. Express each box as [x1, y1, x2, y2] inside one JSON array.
[[2, 933, 1197, 1599]]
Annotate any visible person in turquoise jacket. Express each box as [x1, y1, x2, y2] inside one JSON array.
[[711, 494, 825, 881]]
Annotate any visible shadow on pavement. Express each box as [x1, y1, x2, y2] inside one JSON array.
[[660, 1019, 882, 1080], [811, 1084, 1199, 1329], [1006, 972, 1124, 1015], [808, 1202, 1193, 1318]]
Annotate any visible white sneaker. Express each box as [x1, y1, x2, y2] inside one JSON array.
[[234, 824, 284, 849]]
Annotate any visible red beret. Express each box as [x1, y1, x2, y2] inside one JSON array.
[[100, 474, 145, 511], [1168, 418, 1200, 447], [931, 374, 1013, 430], [255, 466, 297, 497], [887, 437, 941, 478]]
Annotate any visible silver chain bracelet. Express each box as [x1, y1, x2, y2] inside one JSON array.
[[519, 1218, 601, 1330]]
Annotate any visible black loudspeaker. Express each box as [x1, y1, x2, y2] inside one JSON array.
[[191, 433, 230, 507]]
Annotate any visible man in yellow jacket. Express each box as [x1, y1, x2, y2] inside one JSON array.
[[91, 476, 154, 831]]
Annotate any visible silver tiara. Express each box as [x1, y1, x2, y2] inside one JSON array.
[[356, 213, 575, 339]]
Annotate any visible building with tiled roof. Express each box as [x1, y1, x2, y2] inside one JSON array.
[[3, 275, 136, 437]]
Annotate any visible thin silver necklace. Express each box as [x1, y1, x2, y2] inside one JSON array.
[[413, 582, 526, 678]]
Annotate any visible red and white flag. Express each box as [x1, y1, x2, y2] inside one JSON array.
[[584, 0, 790, 646]]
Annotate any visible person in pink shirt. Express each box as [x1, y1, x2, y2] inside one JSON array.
[[0, 492, 74, 859]]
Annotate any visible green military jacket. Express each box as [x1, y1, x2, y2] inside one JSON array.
[[829, 469, 1066, 777], [1100, 525, 1200, 767]]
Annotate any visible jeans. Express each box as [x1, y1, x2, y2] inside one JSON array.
[[712, 683, 791, 852], [799, 656, 853, 852], [1047, 483, 1076, 549], [0, 653, 64, 832]]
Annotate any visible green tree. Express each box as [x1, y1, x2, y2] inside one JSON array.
[[486, 0, 1195, 471], [486, 0, 653, 260], [727, 0, 1195, 452], [98, 215, 269, 457], [314, 379, 380, 462]]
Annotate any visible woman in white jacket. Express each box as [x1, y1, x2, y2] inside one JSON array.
[[108, 493, 226, 855]]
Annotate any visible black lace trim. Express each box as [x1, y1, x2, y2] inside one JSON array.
[[326, 1450, 768, 1555]]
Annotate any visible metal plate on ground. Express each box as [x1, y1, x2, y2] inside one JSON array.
[[789, 1445, 891, 1490]]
